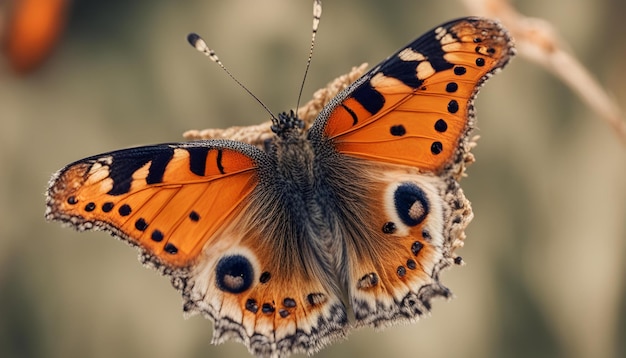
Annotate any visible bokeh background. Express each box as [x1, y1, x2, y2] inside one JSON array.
[[1, 0, 625, 357]]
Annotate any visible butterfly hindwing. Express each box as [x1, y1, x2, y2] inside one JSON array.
[[312, 17, 515, 173], [338, 162, 472, 327]]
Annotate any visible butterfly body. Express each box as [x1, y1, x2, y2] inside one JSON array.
[[46, 17, 515, 357]]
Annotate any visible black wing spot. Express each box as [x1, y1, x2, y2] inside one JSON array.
[[390, 124, 407, 136], [407, 259, 417, 270], [245, 298, 259, 313], [434, 119, 448, 132], [102, 202, 114, 212], [84, 202, 96, 212], [262, 303, 275, 314], [382, 222, 397, 234], [447, 99, 459, 113], [431, 141, 443, 155], [189, 211, 200, 222], [118, 204, 132, 216], [151, 230, 164, 242], [453, 66, 466, 75], [411, 241, 424, 256], [445, 82, 458, 93], [283, 298, 297, 308], [135, 218, 148, 231], [215, 255, 254, 294], [259, 271, 271, 283], [164, 243, 178, 254]]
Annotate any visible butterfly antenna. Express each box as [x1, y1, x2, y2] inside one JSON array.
[[295, 0, 322, 113], [187, 33, 278, 121]]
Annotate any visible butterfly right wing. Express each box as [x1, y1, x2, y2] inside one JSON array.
[[308, 17, 514, 329]]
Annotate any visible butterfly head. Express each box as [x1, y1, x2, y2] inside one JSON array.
[[271, 110, 305, 140]]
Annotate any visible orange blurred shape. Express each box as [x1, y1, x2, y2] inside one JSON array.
[[4, 0, 69, 74]]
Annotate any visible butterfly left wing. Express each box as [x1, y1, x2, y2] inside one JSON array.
[[46, 141, 350, 356], [45, 141, 260, 269], [309, 18, 514, 327]]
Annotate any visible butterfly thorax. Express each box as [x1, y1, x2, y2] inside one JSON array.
[[248, 113, 354, 294]]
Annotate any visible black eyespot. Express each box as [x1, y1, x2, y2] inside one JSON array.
[[476, 57, 485, 67], [215, 255, 254, 294], [67, 196, 77, 205], [394, 183, 430, 227], [454, 66, 466, 75], [84, 202, 96, 212], [397, 266, 407, 277]]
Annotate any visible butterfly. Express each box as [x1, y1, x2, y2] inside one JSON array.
[[45, 7, 515, 357]]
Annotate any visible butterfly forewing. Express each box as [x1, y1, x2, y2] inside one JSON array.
[[316, 18, 514, 173], [46, 142, 261, 268]]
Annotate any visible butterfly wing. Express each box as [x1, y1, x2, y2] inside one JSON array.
[[309, 18, 514, 327], [311, 17, 514, 173], [46, 140, 348, 356], [46, 141, 262, 268]]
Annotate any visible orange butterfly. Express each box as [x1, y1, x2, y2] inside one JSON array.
[[45, 4, 515, 357], [3, 0, 69, 74]]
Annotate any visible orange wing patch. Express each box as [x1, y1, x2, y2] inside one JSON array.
[[323, 18, 515, 172], [46, 143, 259, 268]]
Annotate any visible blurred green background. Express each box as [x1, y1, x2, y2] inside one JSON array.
[[1, 0, 625, 357]]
